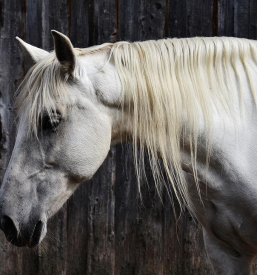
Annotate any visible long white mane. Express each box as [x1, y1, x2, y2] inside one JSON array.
[[16, 37, 257, 209]]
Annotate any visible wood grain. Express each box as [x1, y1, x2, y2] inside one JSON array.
[[0, 0, 29, 274]]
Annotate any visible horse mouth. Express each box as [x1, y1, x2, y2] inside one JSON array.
[[28, 220, 45, 248], [9, 238, 27, 247], [1, 220, 47, 248]]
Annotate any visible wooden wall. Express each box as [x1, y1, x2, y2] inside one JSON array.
[[0, 0, 256, 274]]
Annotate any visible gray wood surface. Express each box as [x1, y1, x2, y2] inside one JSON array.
[[0, 0, 256, 274]]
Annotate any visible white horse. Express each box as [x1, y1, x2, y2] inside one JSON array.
[[0, 30, 257, 274]]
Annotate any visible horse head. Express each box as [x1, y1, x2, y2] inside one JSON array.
[[0, 31, 123, 247]]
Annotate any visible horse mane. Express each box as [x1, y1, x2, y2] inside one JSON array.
[[16, 37, 257, 209], [111, 37, 257, 209]]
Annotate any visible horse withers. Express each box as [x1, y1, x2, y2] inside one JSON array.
[[1, 31, 257, 274]]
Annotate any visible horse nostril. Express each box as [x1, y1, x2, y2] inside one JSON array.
[[29, 220, 44, 247], [0, 215, 18, 241]]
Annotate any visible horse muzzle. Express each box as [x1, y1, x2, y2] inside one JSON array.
[[0, 214, 47, 247]]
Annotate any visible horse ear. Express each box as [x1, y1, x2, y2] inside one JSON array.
[[16, 37, 49, 65], [51, 30, 76, 76]]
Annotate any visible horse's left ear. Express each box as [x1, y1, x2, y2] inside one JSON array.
[[51, 30, 76, 76], [16, 37, 49, 65]]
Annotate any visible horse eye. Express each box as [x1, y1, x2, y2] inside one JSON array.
[[41, 111, 62, 131]]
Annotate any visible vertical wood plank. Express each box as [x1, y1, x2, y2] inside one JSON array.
[[233, 0, 250, 38], [67, 1, 117, 274], [249, 0, 257, 39], [117, 1, 167, 274], [26, 0, 43, 48], [66, 3, 90, 274], [168, 0, 214, 38], [69, 0, 90, 48], [0, 0, 33, 275], [166, 0, 214, 273], [119, 0, 166, 42], [26, 0, 70, 49], [66, 150, 116, 275], [115, 146, 165, 275], [218, 0, 250, 38], [218, 0, 235, 36], [162, 203, 213, 275], [25, 1, 70, 274], [89, 0, 117, 45], [39, 0, 69, 273]]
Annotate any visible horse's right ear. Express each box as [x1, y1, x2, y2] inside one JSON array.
[[51, 30, 76, 76], [16, 37, 49, 66]]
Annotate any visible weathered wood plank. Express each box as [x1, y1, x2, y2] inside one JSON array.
[[166, 0, 214, 274], [119, 0, 166, 42], [218, 0, 250, 38], [39, 0, 69, 272], [218, 0, 235, 36], [233, 0, 250, 38], [162, 202, 213, 275], [26, 0, 44, 48], [115, 146, 165, 275], [26, 0, 70, 50], [0, 1, 33, 275], [89, 0, 117, 45], [117, 0, 215, 273], [66, 3, 90, 274], [249, 0, 257, 39], [117, 2, 167, 274], [66, 150, 116, 275], [168, 0, 214, 37], [69, 0, 90, 48], [25, 1, 70, 274], [67, 1, 117, 274], [37, 207, 68, 275]]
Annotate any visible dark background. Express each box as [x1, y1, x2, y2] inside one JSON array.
[[0, 0, 256, 274]]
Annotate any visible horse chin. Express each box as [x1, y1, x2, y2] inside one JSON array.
[[9, 238, 27, 247], [8, 236, 45, 248], [27, 220, 47, 248]]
